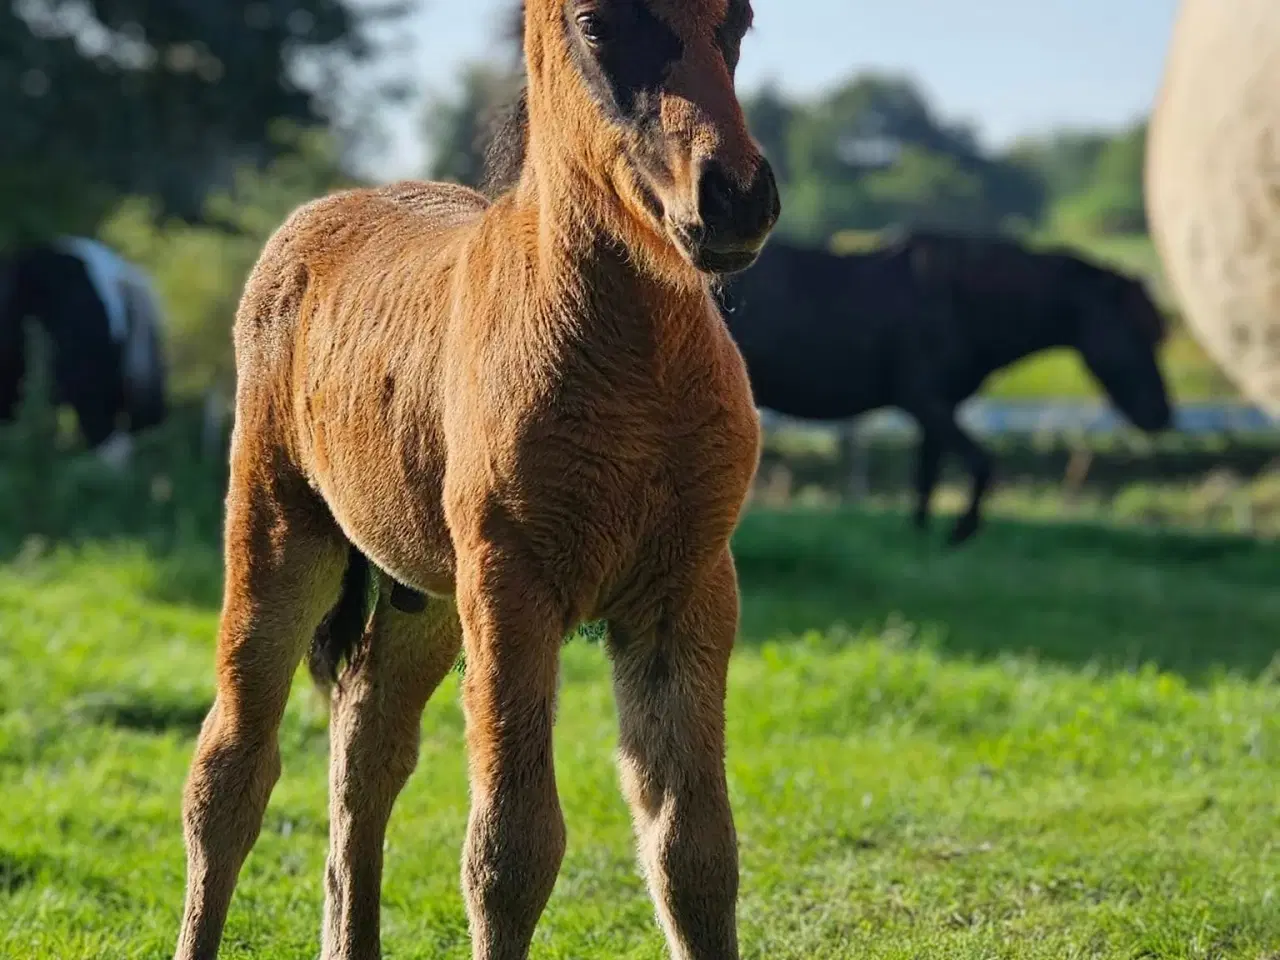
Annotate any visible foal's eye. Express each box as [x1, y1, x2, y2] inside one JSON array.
[[576, 11, 608, 46]]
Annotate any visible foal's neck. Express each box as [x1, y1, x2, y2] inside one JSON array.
[[510, 157, 708, 325]]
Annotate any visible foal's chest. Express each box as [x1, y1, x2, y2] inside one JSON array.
[[467, 306, 760, 599]]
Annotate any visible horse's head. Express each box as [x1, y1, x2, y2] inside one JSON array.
[[1069, 263, 1174, 433], [522, 0, 779, 279]]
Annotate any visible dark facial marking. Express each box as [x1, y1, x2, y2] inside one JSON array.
[[564, 0, 682, 122]]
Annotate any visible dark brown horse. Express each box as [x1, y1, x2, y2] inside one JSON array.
[[718, 232, 1173, 543], [173, 1, 778, 958]]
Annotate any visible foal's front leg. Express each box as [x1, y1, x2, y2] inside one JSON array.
[[321, 586, 462, 960], [610, 550, 742, 960], [455, 552, 567, 960]]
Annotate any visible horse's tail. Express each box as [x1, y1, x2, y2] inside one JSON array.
[[309, 547, 372, 692]]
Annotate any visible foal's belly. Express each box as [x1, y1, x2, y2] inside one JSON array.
[[300, 400, 458, 598]]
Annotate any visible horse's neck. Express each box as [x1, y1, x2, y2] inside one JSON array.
[[960, 276, 1074, 373]]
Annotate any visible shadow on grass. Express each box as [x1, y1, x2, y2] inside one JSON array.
[[732, 507, 1280, 681], [68, 691, 212, 737], [0, 851, 44, 894]]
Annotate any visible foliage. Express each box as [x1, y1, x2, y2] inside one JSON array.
[[1005, 131, 1112, 203], [98, 124, 351, 397], [1, 507, 1278, 957], [1017, 123, 1148, 237], [736, 73, 1046, 240], [423, 62, 522, 187], [0, 0, 410, 243]]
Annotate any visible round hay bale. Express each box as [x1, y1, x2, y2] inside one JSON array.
[[1146, 0, 1280, 415]]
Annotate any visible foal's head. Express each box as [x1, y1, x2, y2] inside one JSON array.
[[1065, 260, 1174, 433], [519, 0, 779, 278]]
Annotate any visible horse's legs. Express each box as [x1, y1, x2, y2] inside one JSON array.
[[174, 459, 347, 960], [320, 587, 462, 960], [933, 415, 993, 546], [912, 427, 944, 531], [610, 550, 741, 960], [456, 554, 566, 960]]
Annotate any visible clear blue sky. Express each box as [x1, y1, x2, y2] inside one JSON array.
[[391, 0, 1179, 174]]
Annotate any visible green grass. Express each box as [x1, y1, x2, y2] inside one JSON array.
[[2, 510, 1279, 958]]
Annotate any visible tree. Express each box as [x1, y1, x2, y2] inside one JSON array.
[[0, 0, 413, 241], [743, 82, 795, 184], [1004, 131, 1112, 201], [863, 146, 987, 231], [1040, 122, 1148, 236], [770, 72, 1043, 242], [423, 62, 521, 187]]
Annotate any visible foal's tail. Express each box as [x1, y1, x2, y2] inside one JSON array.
[[309, 547, 372, 692]]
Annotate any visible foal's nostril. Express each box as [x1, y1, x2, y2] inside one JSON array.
[[696, 160, 781, 247], [697, 163, 739, 238]]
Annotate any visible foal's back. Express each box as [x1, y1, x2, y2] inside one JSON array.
[[236, 179, 490, 434], [232, 180, 493, 584]]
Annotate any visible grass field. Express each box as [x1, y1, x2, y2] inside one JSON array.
[[2, 509, 1278, 959]]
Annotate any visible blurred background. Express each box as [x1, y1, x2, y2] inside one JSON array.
[[5, 5, 1280, 956], [2, 0, 1274, 541]]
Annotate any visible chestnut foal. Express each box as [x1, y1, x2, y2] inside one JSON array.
[[171, 0, 779, 958]]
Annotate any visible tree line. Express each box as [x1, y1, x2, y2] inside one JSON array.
[[0, 0, 411, 245], [425, 66, 1149, 246], [0, 6, 1156, 399]]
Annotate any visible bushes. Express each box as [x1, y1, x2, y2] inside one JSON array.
[[0, 327, 227, 551], [97, 124, 350, 400]]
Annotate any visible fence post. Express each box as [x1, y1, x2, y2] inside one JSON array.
[[13, 320, 59, 536], [840, 419, 869, 502]]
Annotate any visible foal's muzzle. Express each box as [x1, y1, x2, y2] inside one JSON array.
[[676, 159, 781, 275]]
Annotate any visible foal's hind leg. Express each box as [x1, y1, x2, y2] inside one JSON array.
[[610, 550, 742, 960], [174, 462, 347, 960], [321, 585, 462, 960]]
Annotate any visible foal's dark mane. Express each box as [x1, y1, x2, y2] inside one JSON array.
[[480, 2, 531, 197], [481, 88, 530, 197]]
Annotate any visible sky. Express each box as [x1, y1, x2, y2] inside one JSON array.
[[390, 0, 1181, 174]]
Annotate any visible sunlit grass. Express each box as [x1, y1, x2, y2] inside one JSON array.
[[1, 509, 1277, 958]]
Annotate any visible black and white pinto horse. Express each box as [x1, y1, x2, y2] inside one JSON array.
[[1, 237, 167, 467]]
